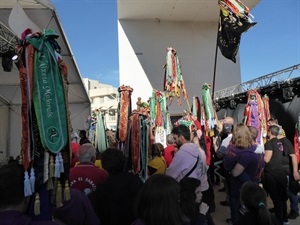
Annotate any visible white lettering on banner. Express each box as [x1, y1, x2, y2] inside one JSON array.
[[43, 86, 53, 118], [39, 57, 54, 118]]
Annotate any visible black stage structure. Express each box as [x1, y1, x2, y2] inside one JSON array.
[[214, 64, 300, 142]]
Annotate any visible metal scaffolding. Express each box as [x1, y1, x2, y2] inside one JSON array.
[[0, 21, 20, 54], [214, 64, 300, 100]]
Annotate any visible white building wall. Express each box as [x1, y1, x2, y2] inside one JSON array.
[[118, 20, 241, 115], [83, 78, 118, 131]]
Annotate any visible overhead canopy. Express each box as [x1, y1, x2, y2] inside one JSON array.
[[118, 0, 259, 22], [0, 0, 90, 160]]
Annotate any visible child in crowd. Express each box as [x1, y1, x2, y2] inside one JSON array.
[[180, 177, 209, 225], [236, 182, 280, 225]]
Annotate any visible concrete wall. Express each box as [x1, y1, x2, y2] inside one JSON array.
[[118, 19, 242, 115]]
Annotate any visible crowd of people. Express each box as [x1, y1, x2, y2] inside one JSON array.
[[1, 116, 299, 225]]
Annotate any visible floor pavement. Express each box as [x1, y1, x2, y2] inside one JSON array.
[[210, 183, 300, 225]]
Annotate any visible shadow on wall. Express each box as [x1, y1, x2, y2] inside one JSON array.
[[216, 96, 300, 142]]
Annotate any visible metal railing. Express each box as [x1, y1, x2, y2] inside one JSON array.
[[214, 64, 300, 100]]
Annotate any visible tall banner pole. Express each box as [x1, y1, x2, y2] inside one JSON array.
[[212, 39, 218, 101]]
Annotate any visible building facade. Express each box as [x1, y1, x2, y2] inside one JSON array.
[[117, 0, 260, 115], [82, 78, 118, 131]]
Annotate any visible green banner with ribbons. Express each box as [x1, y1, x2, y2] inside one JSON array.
[[28, 30, 68, 153]]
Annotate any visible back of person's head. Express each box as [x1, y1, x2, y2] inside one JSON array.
[[179, 177, 201, 221], [0, 163, 25, 211], [232, 123, 253, 149], [267, 118, 278, 125], [172, 124, 190, 141], [8, 156, 19, 165], [268, 125, 280, 137], [101, 148, 126, 175], [78, 143, 96, 163], [166, 134, 174, 145], [248, 126, 258, 142], [151, 143, 164, 157], [134, 174, 184, 225], [79, 130, 87, 138], [223, 116, 235, 125], [241, 182, 273, 225]]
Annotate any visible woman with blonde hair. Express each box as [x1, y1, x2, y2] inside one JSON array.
[[232, 123, 253, 149], [223, 123, 260, 224], [148, 143, 167, 176]]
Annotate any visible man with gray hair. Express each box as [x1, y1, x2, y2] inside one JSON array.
[[163, 134, 175, 167], [69, 143, 108, 195], [263, 125, 288, 224]]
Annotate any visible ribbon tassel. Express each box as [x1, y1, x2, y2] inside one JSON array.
[[64, 181, 71, 201], [24, 171, 32, 197], [54, 154, 60, 178], [58, 152, 64, 173], [34, 193, 41, 215], [30, 167, 35, 193], [49, 155, 54, 178]]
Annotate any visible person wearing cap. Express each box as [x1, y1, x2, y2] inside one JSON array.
[[69, 143, 108, 195]]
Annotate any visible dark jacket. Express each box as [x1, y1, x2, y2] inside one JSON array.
[[90, 171, 143, 225]]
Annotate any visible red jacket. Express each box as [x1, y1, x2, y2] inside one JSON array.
[[71, 142, 80, 168], [163, 145, 175, 167], [69, 162, 108, 194]]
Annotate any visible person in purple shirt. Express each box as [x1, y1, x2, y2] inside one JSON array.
[[53, 188, 100, 225], [0, 163, 59, 225], [166, 125, 202, 182], [223, 123, 260, 225]]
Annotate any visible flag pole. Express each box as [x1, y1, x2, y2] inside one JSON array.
[[185, 96, 191, 114], [211, 16, 220, 101], [212, 11, 221, 124], [211, 41, 218, 101]]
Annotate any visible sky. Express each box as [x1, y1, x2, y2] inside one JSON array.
[[51, 0, 300, 88]]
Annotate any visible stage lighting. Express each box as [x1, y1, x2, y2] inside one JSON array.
[[215, 102, 221, 111], [282, 87, 294, 100], [230, 99, 237, 109], [2, 53, 13, 72], [1, 49, 18, 72]]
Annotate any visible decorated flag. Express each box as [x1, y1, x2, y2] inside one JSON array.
[[294, 113, 300, 164], [164, 47, 189, 107], [96, 113, 108, 153], [217, 0, 257, 63]]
